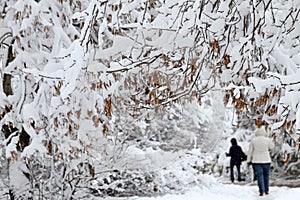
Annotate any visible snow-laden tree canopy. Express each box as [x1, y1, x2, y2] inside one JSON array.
[[0, 0, 300, 199]]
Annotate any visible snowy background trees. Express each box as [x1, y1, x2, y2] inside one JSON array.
[[0, 0, 300, 199]]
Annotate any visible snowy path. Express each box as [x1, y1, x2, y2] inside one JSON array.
[[103, 175, 300, 200], [135, 184, 300, 200]]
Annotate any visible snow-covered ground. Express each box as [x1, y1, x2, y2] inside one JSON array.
[[103, 175, 300, 200], [137, 182, 300, 200]]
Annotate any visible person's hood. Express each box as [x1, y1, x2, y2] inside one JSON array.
[[230, 138, 237, 145], [255, 126, 267, 137]]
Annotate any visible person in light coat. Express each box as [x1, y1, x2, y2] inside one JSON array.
[[247, 118, 274, 196]]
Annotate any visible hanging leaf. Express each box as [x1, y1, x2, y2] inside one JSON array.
[[54, 117, 59, 128], [92, 115, 100, 127], [284, 153, 290, 166], [104, 98, 112, 118], [75, 110, 81, 119], [103, 124, 109, 136], [223, 54, 230, 66], [47, 141, 52, 154], [10, 151, 19, 163], [209, 39, 220, 54], [87, 109, 93, 117]]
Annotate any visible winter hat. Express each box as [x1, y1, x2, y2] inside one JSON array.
[[255, 126, 267, 137], [230, 138, 237, 145]]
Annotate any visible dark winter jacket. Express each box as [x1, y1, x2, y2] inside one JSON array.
[[226, 138, 246, 165]]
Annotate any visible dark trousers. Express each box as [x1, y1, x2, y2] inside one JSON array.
[[230, 163, 241, 182], [252, 163, 271, 194]]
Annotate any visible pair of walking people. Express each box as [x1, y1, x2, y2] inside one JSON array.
[[227, 118, 274, 196]]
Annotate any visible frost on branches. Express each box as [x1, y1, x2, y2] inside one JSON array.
[[0, 0, 300, 199]]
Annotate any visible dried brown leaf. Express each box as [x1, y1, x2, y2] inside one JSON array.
[[223, 54, 230, 66], [54, 117, 59, 128], [104, 98, 112, 118]]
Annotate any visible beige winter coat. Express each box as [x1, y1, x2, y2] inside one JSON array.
[[247, 126, 274, 163]]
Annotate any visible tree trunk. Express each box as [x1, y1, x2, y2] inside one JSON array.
[[3, 45, 14, 96], [3, 74, 13, 96]]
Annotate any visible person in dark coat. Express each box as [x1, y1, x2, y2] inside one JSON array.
[[226, 138, 246, 183]]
